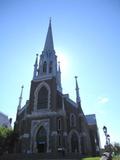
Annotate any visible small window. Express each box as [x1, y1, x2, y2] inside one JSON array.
[[57, 119, 62, 146], [70, 114, 76, 127], [43, 61, 47, 73], [71, 115, 74, 126], [58, 118, 61, 130]]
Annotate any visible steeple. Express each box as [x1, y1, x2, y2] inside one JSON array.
[[33, 54, 38, 79], [33, 20, 62, 92], [37, 20, 57, 79], [43, 18, 54, 52], [17, 85, 24, 111], [75, 76, 81, 104]]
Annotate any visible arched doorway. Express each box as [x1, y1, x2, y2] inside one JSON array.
[[71, 132, 79, 152], [36, 126, 47, 153]]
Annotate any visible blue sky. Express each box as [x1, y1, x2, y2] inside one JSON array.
[[0, 0, 120, 147]]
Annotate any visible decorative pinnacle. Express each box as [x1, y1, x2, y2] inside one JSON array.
[[34, 54, 38, 67], [75, 76, 79, 89], [49, 17, 51, 24], [58, 61, 61, 72], [18, 85, 24, 111], [75, 76, 81, 104], [20, 85, 24, 98]]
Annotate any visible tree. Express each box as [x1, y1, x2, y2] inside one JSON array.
[[113, 142, 120, 155], [0, 126, 11, 154], [0, 127, 18, 154]]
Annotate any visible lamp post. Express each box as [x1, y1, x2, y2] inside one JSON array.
[[103, 126, 110, 148], [103, 126, 107, 146], [107, 134, 110, 145]]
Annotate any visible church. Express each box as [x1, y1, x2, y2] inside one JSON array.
[[14, 20, 100, 156]]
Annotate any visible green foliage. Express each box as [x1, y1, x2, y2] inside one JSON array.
[[0, 126, 18, 154], [0, 126, 12, 137], [113, 143, 120, 155], [0, 127, 12, 154]]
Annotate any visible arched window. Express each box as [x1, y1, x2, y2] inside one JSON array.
[[37, 86, 48, 109], [43, 61, 47, 73], [49, 61, 52, 73]]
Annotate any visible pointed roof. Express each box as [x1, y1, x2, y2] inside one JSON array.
[[44, 19, 54, 52]]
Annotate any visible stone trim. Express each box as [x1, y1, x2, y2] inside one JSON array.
[[63, 132, 67, 136], [51, 131, 57, 136], [27, 110, 65, 118], [20, 133, 29, 139], [33, 75, 53, 81]]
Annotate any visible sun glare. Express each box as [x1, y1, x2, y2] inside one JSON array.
[[57, 51, 69, 73]]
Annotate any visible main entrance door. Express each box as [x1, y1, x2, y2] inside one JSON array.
[[36, 126, 47, 153]]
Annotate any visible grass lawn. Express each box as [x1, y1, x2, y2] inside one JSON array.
[[82, 156, 120, 160], [82, 157, 100, 160], [113, 156, 120, 160]]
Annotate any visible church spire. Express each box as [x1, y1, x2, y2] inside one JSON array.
[[17, 85, 24, 111], [43, 18, 54, 52], [75, 76, 81, 104]]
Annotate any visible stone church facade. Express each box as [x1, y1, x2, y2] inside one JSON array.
[[14, 20, 100, 156]]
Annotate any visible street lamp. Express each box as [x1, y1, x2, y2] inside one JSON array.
[[103, 126, 107, 146], [103, 126, 110, 148], [103, 126, 107, 136]]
